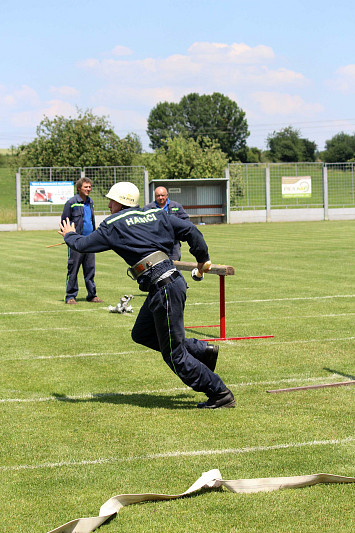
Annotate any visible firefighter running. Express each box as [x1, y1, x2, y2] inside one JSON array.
[[59, 182, 235, 409]]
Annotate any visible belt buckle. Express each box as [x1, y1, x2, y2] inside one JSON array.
[[128, 251, 169, 281]]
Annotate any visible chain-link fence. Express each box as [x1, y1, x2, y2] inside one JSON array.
[[229, 162, 355, 211], [19, 167, 82, 215], [269, 163, 324, 208], [83, 166, 146, 213], [15, 163, 355, 228], [327, 162, 355, 207], [229, 163, 266, 210], [18, 166, 146, 216]]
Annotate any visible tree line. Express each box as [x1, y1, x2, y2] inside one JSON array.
[[3, 93, 355, 183]]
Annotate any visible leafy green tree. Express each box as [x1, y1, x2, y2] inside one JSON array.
[[238, 146, 265, 163], [301, 138, 318, 162], [142, 135, 229, 181], [266, 126, 317, 162], [147, 92, 249, 159], [228, 162, 244, 205], [0, 151, 7, 168], [145, 101, 183, 149], [12, 109, 141, 169], [320, 132, 355, 162]]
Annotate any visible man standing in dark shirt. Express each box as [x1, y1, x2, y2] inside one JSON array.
[[144, 186, 189, 260], [61, 178, 103, 304]]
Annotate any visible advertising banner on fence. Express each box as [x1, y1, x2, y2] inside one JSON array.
[[282, 176, 312, 198], [30, 181, 74, 205]]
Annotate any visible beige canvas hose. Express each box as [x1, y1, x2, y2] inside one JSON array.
[[48, 468, 355, 532]]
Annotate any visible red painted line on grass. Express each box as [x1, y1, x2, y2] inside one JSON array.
[[185, 324, 220, 329], [198, 335, 275, 342]]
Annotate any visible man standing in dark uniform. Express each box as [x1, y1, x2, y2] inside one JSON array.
[[61, 177, 103, 305], [144, 186, 189, 260], [59, 182, 235, 409]]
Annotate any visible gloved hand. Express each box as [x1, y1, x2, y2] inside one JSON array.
[[191, 261, 212, 281]]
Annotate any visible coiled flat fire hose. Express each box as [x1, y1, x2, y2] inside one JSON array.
[[48, 468, 355, 532]]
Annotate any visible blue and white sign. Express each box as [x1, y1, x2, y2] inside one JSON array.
[[30, 181, 74, 205]]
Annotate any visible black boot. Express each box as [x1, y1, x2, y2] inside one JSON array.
[[197, 388, 236, 409], [204, 344, 219, 372]]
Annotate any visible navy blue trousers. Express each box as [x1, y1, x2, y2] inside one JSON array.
[[65, 247, 97, 302], [131, 273, 226, 396]]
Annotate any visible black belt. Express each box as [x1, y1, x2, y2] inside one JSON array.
[[154, 270, 180, 289]]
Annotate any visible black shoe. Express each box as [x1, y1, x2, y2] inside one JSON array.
[[204, 344, 219, 372], [197, 388, 236, 409]]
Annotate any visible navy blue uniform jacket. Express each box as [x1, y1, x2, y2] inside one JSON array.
[[144, 200, 188, 220], [143, 200, 189, 260], [64, 206, 209, 271], [61, 193, 96, 235]]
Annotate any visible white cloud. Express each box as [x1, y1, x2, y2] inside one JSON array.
[[79, 58, 100, 69], [78, 41, 306, 95], [10, 109, 43, 128], [0, 84, 76, 129], [92, 105, 147, 135], [188, 41, 274, 64], [11, 100, 77, 128], [0, 92, 16, 106], [95, 85, 180, 107], [0, 85, 40, 108], [74, 41, 316, 151], [328, 64, 355, 94], [252, 92, 324, 116], [159, 54, 201, 79], [43, 99, 77, 118], [246, 67, 306, 87], [111, 45, 133, 56], [1, 41, 327, 150], [50, 85, 80, 97]]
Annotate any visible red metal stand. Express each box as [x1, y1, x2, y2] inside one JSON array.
[[185, 272, 274, 342]]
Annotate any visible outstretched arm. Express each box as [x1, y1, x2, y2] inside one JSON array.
[[58, 218, 110, 253]]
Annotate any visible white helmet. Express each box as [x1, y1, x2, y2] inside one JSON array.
[[106, 182, 140, 207]]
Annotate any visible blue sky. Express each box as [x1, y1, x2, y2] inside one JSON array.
[[1, 0, 354, 152]]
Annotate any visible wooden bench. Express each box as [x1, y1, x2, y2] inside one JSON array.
[[184, 204, 225, 224]]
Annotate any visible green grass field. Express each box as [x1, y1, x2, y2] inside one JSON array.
[[0, 221, 354, 532], [0, 167, 16, 223]]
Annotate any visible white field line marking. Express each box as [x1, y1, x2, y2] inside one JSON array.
[[0, 307, 110, 316], [241, 337, 355, 346], [1, 437, 353, 472], [229, 375, 349, 388], [0, 375, 349, 403], [187, 295, 355, 306], [1, 327, 72, 333], [0, 324, 130, 333], [1, 313, 354, 334], [241, 313, 355, 321], [1, 338, 354, 363], [191, 337, 355, 347], [0, 295, 354, 316], [0, 387, 189, 403], [1, 350, 151, 362]]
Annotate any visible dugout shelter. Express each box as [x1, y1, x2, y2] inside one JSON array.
[[148, 178, 230, 224]]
